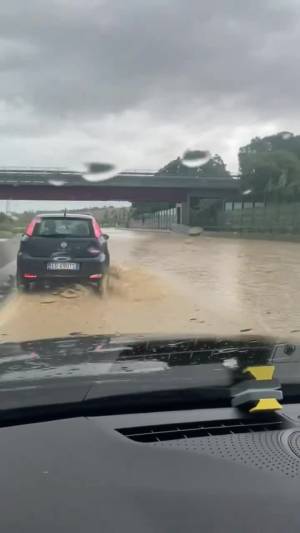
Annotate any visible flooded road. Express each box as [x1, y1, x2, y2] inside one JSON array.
[[0, 229, 300, 342]]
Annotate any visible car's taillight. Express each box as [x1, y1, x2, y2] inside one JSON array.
[[25, 217, 41, 236], [92, 219, 102, 238], [23, 273, 38, 279], [89, 273, 102, 280]]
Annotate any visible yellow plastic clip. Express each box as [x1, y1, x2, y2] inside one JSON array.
[[243, 366, 275, 381], [249, 398, 282, 413]]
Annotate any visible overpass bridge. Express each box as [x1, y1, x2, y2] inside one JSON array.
[[0, 168, 240, 224], [0, 168, 240, 201]]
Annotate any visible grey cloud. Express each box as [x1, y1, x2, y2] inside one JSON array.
[[0, 0, 299, 125]]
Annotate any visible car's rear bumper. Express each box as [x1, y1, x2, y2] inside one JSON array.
[[17, 255, 107, 281]]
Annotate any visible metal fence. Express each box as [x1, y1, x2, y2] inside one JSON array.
[[130, 202, 300, 235], [217, 202, 300, 233], [129, 208, 177, 230]]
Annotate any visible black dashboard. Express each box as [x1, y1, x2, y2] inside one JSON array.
[[1, 404, 300, 532]]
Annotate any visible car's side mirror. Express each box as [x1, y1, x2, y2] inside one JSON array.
[[102, 233, 109, 240]]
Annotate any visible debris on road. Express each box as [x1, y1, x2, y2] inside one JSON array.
[[188, 227, 203, 236], [60, 289, 78, 299]]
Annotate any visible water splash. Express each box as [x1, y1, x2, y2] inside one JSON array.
[[181, 149, 211, 168]]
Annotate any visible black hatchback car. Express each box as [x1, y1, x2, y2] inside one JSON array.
[[16, 213, 110, 291]]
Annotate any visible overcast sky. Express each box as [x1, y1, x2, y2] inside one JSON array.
[[0, 0, 299, 190]]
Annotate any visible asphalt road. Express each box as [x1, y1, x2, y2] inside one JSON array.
[[0, 229, 299, 342]]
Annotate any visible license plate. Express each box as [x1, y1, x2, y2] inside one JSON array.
[[47, 262, 79, 271]]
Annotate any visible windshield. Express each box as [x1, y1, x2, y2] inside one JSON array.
[[0, 1, 299, 382]]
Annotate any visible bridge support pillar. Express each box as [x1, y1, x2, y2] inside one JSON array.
[[180, 194, 191, 226]]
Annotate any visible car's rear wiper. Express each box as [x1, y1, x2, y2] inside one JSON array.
[[40, 234, 67, 237]]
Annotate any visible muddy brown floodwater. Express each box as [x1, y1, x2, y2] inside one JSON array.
[[0, 229, 300, 342]]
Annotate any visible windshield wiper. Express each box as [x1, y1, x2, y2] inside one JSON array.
[[1, 379, 300, 429], [0, 384, 232, 428]]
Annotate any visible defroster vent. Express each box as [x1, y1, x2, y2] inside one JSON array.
[[118, 417, 287, 443]]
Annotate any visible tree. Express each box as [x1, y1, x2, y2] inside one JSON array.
[[0, 213, 10, 225], [132, 152, 229, 216], [159, 153, 230, 177], [239, 132, 300, 200]]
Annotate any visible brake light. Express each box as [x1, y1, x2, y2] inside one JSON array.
[[23, 273, 38, 279], [25, 217, 41, 237], [92, 218, 102, 238], [89, 273, 102, 279]]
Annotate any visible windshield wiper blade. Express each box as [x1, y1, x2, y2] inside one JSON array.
[[0, 385, 232, 427], [0, 378, 300, 428]]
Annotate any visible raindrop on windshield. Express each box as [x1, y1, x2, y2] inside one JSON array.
[[82, 161, 117, 182], [280, 132, 293, 140], [181, 149, 211, 168], [48, 179, 65, 187]]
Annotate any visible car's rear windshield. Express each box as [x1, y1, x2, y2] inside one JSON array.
[[34, 218, 92, 238]]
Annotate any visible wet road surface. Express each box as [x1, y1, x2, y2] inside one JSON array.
[[0, 229, 299, 342]]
